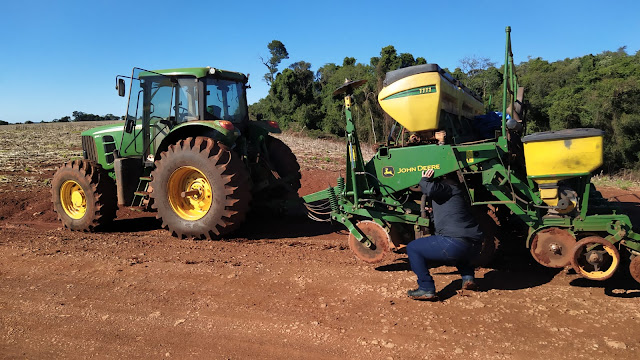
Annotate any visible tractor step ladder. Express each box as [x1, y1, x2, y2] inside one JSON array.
[[131, 176, 152, 207]]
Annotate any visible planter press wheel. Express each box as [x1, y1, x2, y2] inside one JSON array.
[[348, 220, 391, 264], [530, 227, 576, 268], [570, 236, 620, 281]]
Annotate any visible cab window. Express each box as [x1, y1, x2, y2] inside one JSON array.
[[205, 78, 247, 123], [176, 78, 199, 123]]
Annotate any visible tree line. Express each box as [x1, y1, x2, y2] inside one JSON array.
[[67, 111, 121, 122], [1, 112, 122, 125], [249, 41, 640, 172]]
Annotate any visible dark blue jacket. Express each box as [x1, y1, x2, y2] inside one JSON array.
[[419, 176, 483, 242]]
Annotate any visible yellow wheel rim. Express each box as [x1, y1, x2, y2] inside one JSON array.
[[60, 180, 87, 219], [578, 246, 619, 280], [168, 166, 212, 221]]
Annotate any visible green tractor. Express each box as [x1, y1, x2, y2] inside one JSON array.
[[51, 67, 301, 239], [303, 27, 640, 284]]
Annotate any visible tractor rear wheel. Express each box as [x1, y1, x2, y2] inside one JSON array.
[[150, 137, 251, 239], [51, 160, 117, 231], [267, 136, 301, 194]]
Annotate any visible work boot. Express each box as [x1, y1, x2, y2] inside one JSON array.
[[461, 278, 478, 291], [407, 288, 438, 301]]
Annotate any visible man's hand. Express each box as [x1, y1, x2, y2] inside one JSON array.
[[422, 169, 434, 178]]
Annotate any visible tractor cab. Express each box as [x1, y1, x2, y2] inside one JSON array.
[[116, 67, 250, 161]]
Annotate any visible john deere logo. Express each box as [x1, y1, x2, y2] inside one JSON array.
[[382, 166, 395, 177]]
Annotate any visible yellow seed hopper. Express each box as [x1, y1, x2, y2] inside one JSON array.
[[522, 128, 604, 209], [378, 64, 484, 132], [522, 128, 604, 180]]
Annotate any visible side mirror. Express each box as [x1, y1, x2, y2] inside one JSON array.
[[117, 78, 126, 97], [256, 113, 263, 121], [125, 117, 135, 133]]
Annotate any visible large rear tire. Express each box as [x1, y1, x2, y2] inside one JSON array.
[[51, 160, 117, 231], [266, 136, 301, 194], [150, 137, 251, 239]]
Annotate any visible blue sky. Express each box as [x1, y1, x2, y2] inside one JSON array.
[[1, 0, 639, 123]]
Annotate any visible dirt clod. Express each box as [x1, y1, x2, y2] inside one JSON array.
[[606, 340, 628, 350]]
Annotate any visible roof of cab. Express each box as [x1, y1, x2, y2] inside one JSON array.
[[140, 67, 248, 82]]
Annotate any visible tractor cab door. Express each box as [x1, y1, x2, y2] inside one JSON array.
[[120, 69, 198, 160], [147, 80, 174, 158], [150, 78, 199, 155], [120, 68, 174, 159]]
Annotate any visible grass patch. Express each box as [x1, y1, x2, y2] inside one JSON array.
[[592, 172, 640, 191]]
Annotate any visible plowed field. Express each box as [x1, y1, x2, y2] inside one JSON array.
[[1, 123, 639, 359]]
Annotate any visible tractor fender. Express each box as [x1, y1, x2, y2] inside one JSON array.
[[248, 120, 282, 135], [155, 121, 239, 159]]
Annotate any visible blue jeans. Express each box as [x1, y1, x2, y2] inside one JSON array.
[[406, 235, 480, 292]]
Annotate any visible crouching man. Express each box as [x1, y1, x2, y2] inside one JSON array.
[[407, 168, 483, 301]]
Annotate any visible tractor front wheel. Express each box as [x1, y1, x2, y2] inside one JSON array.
[[51, 160, 117, 231], [150, 137, 251, 239]]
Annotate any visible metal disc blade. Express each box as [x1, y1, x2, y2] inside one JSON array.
[[348, 220, 390, 264], [333, 79, 367, 96]]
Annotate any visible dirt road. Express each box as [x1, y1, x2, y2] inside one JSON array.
[[1, 166, 639, 359]]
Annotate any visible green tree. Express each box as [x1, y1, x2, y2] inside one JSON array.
[[253, 65, 322, 130], [315, 63, 340, 84], [399, 53, 416, 68], [317, 59, 378, 140], [459, 55, 495, 76], [72, 111, 85, 121], [261, 40, 289, 86], [372, 45, 401, 85], [289, 61, 312, 72], [342, 57, 356, 67]]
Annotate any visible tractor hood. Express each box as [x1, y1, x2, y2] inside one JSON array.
[[81, 122, 126, 138], [79, 121, 127, 172]]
